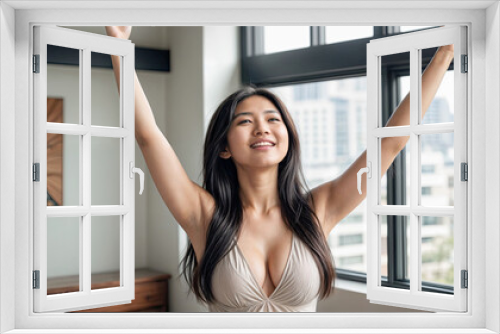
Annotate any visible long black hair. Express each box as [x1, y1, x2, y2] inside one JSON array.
[[179, 86, 336, 303]]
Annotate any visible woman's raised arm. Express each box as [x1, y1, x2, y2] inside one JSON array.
[[310, 45, 455, 238], [105, 26, 215, 238]]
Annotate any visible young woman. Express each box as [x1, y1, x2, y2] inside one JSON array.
[[105, 26, 454, 312]]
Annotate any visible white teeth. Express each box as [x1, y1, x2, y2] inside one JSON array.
[[252, 142, 274, 148]]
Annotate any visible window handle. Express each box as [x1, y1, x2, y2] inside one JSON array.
[[357, 161, 371, 195], [129, 162, 145, 195]]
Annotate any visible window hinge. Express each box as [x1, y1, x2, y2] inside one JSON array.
[[461, 270, 468, 289], [33, 54, 40, 73], [33, 270, 40, 289], [461, 162, 468, 181], [461, 54, 468, 73], [33, 163, 40, 182]]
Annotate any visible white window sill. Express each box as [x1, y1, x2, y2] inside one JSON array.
[[334, 277, 367, 294]]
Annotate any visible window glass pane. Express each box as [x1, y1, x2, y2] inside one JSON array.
[[381, 215, 410, 289], [379, 52, 411, 206], [382, 52, 410, 128], [405, 218, 411, 281], [47, 133, 80, 206], [420, 133, 454, 206], [329, 201, 366, 272], [269, 77, 367, 273], [91, 216, 121, 290], [421, 216, 454, 288], [91, 137, 121, 205], [91, 52, 121, 127], [380, 138, 410, 206], [263, 26, 310, 54], [47, 217, 80, 295], [325, 26, 373, 44], [339, 233, 363, 246], [381, 216, 388, 278], [339, 255, 363, 267], [397, 76, 409, 106], [399, 74, 454, 126], [421, 47, 454, 124], [400, 26, 434, 33], [47, 45, 80, 124]]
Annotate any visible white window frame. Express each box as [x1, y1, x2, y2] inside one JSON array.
[[1, 1, 498, 333], [33, 25, 136, 313], [366, 26, 468, 312]]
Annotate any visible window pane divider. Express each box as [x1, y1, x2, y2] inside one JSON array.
[[46, 123, 131, 138], [373, 123, 454, 137], [413, 122, 454, 134], [46, 123, 87, 135], [373, 126, 411, 137], [46, 206, 130, 217], [90, 126, 131, 138], [46, 206, 90, 217], [82, 47, 92, 295], [91, 206, 130, 215], [412, 206, 455, 216], [409, 46, 420, 296]]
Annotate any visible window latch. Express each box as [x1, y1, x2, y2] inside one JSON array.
[[357, 161, 372, 195], [129, 162, 145, 195]]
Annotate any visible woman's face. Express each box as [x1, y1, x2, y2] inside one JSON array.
[[220, 95, 289, 170]]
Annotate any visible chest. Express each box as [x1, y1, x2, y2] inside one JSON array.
[[211, 229, 321, 308], [235, 217, 294, 296]]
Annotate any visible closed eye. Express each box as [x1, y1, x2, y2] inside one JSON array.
[[269, 118, 280, 122]]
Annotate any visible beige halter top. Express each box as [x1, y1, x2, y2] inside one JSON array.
[[206, 232, 321, 312]]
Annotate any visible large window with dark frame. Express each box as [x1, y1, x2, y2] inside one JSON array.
[[240, 25, 454, 295]]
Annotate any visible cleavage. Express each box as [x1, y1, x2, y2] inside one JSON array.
[[236, 232, 294, 298]]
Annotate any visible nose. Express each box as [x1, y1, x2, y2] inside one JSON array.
[[253, 119, 270, 136]]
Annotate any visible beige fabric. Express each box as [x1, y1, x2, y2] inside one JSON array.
[[206, 232, 321, 312]]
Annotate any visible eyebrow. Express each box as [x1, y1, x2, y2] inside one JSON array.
[[232, 110, 280, 121]]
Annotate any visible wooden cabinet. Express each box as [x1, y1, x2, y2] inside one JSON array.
[[47, 268, 171, 312]]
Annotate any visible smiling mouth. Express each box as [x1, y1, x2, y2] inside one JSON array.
[[250, 142, 275, 149]]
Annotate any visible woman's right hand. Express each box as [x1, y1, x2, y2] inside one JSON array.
[[105, 26, 132, 40]]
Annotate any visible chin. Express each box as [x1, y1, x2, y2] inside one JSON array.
[[249, 157, 285, 169], [233, 152, 287, 169]]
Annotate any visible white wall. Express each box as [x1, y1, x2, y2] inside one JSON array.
[[202, 26, 242, 132], [147, 25, 243, 313], [145, 26, 207, 312], [485, 2, 500, 332], [0, 2, 16, 332]]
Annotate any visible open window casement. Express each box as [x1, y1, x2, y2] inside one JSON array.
[[362, 26, 468, 312], [33, 26, 142, 313]]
